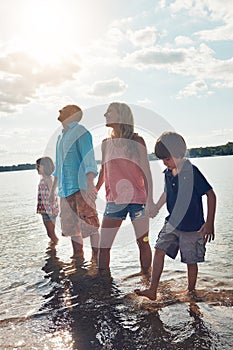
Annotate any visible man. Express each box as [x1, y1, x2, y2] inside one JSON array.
[[50, 105, 99, 261]]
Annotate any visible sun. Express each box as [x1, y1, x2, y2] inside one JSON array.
[[19, 0, 78, 64]]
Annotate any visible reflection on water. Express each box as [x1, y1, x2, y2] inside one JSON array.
[[17, 243, 230, 350], [0, 158, 233, 349]]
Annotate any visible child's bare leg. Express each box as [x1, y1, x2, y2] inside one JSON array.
[[43, 220, 59, 244], [187, 263, 198, 292], [135, 248, 166, 300]]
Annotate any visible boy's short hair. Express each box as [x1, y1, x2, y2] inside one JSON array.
[[36, 157, 55, 176], [155, 132, 187, 159]]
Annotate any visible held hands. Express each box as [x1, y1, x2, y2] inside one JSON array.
[[198, 221, 215, 243], [48, 191, 55, 204], [145, 200, 159, 218], [82, 183, 97, 206]]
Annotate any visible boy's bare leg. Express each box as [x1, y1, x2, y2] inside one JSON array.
[[187, 263, 198, 292], [135, 248, 166, 300]]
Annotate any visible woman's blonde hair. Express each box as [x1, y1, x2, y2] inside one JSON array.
[[110, 102, 135, 139], [109, 102, 140, 157]]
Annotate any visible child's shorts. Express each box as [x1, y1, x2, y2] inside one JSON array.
[[103, 202, 145, 220], [42, 213, 57, 222], [155, 222, 206, 264]]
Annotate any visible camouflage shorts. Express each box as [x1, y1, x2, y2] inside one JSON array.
[[60, 191, 99, 238]]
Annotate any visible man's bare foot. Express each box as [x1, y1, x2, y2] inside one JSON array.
[[134, 288, 157, 300], [70, 250, 84, 263], [91, 249, 98, 264]]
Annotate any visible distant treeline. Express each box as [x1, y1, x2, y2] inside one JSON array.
[[148, 142, 233, 160], [0, 163, 36, 172], [188, 142, 233, 158], [0, 142, 232, 172]]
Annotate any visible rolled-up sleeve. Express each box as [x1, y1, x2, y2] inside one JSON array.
[[78, 131, 98, 176]]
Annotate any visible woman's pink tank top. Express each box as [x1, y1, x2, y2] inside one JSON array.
[[102, 138, 147, 204]]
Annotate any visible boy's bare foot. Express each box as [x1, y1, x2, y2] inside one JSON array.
[[134, 288, 157, 300]]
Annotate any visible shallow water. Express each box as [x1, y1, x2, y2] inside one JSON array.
[[0, 156, 232, 349]]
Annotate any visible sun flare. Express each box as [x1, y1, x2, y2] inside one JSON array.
[[20, 0, 78, 63]]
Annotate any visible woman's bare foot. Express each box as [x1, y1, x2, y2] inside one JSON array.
[[134, 288, 157, 300]]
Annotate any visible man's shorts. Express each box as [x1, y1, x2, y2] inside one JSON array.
[[155, 222, 206, 264], [60, 191, 99, 238], [103, 202, 146, 220]]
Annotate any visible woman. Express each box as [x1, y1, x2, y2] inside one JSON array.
[[96, 102, 157, 275]]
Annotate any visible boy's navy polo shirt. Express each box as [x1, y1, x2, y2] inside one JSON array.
[[164, 159, 212, 232]]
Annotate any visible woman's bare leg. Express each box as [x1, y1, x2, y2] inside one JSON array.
[[99, 217, 122, 270], [132, 216, 152, 274]]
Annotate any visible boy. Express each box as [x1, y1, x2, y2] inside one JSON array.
[[135, 132, 216, 300]]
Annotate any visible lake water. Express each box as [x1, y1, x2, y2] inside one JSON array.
[[0, 156, 232, 349]]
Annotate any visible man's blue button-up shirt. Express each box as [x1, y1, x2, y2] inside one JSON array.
[[54, 121, 98, 198]]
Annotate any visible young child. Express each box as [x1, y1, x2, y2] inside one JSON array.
[[135, 131, 216, 300], [36, 157, 59, 244]]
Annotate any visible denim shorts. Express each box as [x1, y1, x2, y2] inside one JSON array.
[[42, 213, 57, 222], [104, 202, 146, 220], [155, 222, 206, 264]]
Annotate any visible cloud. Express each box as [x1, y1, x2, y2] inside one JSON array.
[[176, 80, 211, 98], [174, 35, 194, 46], [196, 22, 233, 41], [122, 43, 233, 94], [137, 98, 152, 105], [0, 52, 81, 114], [127, 27, 158, 47], [123, 47, 185, 69], [211, 128, 233, 138], [88, 77, 127, 98], [168, 0, 233, 41]]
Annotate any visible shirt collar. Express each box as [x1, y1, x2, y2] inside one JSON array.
[[163, 158, 191, 176], [63, 121, 78, 132]]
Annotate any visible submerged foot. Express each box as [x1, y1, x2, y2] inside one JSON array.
[[134, 288, 157, 300]]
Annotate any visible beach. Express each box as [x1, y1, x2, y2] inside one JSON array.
[[0, 156, 232, 349]]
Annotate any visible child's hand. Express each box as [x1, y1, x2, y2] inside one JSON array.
[[145, 201, 159, 218], [48, 192, 55, 204], [198, 222, 215, 243]]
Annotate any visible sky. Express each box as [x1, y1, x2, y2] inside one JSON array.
[[0, 0, 232, 165]]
